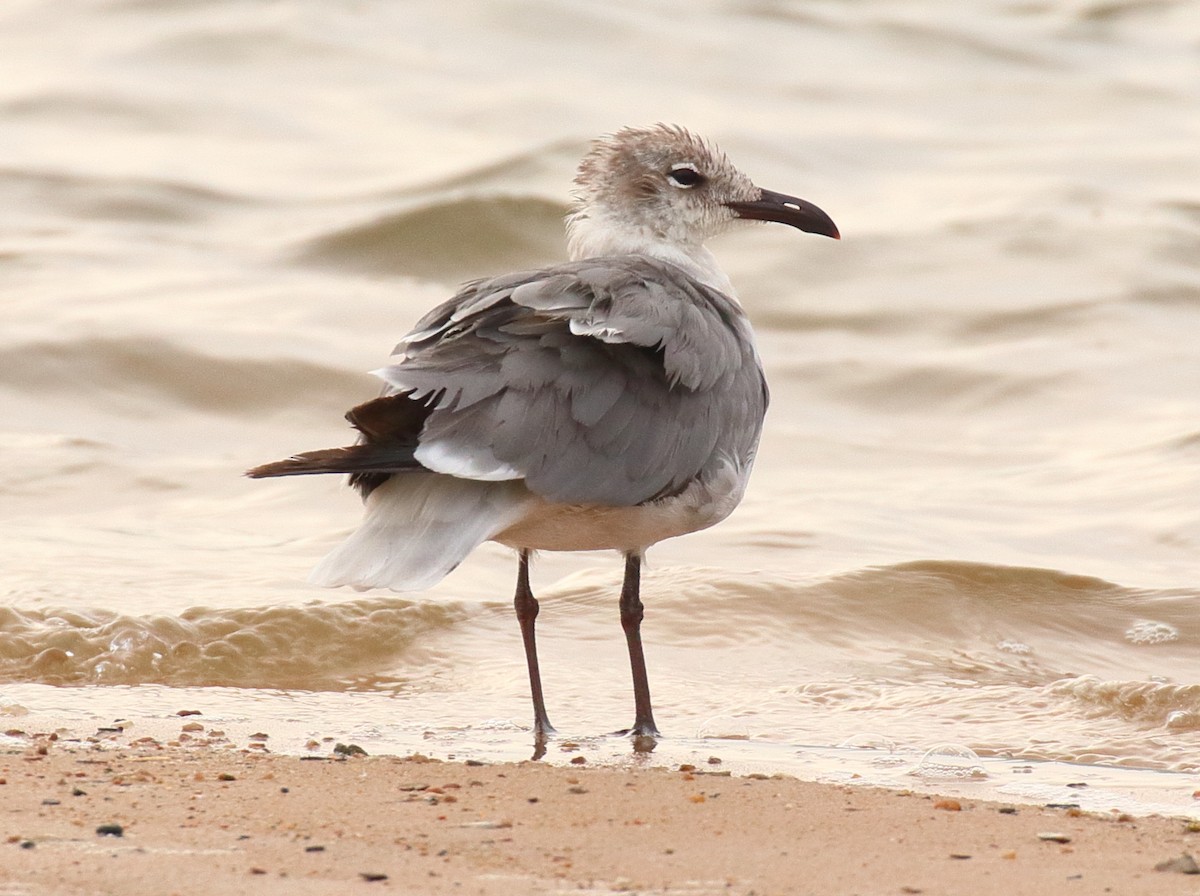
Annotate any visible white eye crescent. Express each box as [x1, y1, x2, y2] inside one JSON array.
[[667, 163, 704, 188]]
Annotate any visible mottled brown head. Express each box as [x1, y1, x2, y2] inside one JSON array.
[[568, 124, 838, 258]]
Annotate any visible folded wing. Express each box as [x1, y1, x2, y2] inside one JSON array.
[[378, 256, 768, 506]]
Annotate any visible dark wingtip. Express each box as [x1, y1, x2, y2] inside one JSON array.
[[245, 450, 355, 478], [246, 444, 422, 479], [245, 457, 307, 479]]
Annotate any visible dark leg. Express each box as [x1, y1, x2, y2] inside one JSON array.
[[514, 549, 554, 739], [619, 552, 660, 737]]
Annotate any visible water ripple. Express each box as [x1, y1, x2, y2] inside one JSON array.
[[0, 598, 466, 690]]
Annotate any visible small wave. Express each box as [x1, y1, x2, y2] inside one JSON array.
[[577, 559, 1130, 639], [296, 195, 566, 281], [950, 299, 1105, 341], [754, 307, 916, 336], [0, 432, 122, 497], [546, 560, 1197, 689], [0, 167, 246, 225], [1161, 199, 1200, 228], [1053, 675, 1200, 727], [827, 362, 1060, 413], [0, 92, 177, 131], [369, 140, 579, 202], [1160, 429, 1200, 453], [0, 598, 467, 690], [1073, 0, 1177, 24], [0, 336, 366, 414], [874, 19, 1054, 68]]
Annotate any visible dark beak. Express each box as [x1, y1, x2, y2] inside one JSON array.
[[726, 189, 840, 239]]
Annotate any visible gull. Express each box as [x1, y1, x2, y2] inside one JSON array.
[[248, 124, 839, 741]]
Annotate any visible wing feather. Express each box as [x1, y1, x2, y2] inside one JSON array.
[[371, 256, 766, 506]]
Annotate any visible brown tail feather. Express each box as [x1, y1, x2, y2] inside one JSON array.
[[249, 390, 434, 483], [246, 444, 419, 479]]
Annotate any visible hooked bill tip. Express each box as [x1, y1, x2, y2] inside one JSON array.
[[727, 189, 840, 240]]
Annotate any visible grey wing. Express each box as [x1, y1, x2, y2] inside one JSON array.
[[375, 257, 768, 507]]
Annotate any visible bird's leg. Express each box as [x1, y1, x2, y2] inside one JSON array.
[[619, 551, 660, 738], [514, 549, 555, 740]]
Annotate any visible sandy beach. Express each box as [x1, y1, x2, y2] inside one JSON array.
[[3, 725, 1198, 896]]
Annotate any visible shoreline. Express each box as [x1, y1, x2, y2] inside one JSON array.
[[3, 727, 1199, 895]]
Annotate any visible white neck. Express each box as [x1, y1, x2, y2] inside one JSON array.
[[565, 209, 737, 297]]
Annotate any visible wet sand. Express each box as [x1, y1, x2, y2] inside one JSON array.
[[3, 729, 1197, 895]]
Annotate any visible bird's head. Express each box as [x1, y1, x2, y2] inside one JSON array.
[[567, 124, 839, 266]]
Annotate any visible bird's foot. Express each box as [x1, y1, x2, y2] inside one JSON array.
[[611, 723, 661, 753]]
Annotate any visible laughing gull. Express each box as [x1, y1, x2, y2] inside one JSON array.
[[248, 124, 839, 740]]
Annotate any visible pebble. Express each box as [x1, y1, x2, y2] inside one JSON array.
[[1037, 832, 1071, 843], [96, 824, 124, 837], [1155, 853, 1200, 875]]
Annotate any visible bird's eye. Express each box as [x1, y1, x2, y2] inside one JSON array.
[[668, 165, 704, 188]]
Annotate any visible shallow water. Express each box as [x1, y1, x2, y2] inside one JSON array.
[[2, 0, 1198, 806]]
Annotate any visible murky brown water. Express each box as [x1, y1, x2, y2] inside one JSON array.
[[2, 0, 1198, 807]]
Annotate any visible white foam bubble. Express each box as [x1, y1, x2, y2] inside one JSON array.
[[1166, 710, 1200, 730], [997, 639, 1032, 655], [1125, 620, 1179, 645], [908, 743, 987, 780]]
